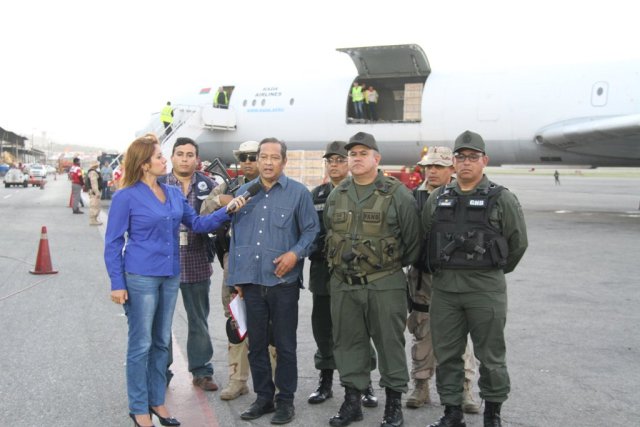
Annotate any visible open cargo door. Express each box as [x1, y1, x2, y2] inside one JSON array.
[[338, 44, 431, 123]]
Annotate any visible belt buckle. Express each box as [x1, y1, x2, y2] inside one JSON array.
[[348, 275, 367, 286]]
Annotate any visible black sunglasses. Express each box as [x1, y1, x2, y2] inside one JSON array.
[[238, 153, 257, 162]]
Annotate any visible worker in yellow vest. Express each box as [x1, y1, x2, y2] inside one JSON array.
[[214, 87, 229, 109], [160, 101, 174, 135], [351, 82, 364, 119]]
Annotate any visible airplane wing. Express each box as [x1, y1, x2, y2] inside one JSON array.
[[535, 113, 640, 159]]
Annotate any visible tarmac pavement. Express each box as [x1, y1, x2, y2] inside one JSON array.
[[0, 172, 638, 426]]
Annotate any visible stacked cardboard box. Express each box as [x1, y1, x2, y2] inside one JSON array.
[[403, 83, 423, 122], [285, 150, 325, 188]]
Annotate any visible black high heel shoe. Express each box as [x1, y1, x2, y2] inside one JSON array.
[[129, 413, 155, 427], [149, 406, 181, 426]]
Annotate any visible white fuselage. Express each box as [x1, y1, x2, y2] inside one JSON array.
[[145, 55, 640, 167]]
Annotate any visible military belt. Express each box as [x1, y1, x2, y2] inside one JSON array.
[[411, 301, 430, 313], [334, 269, 396, 286]]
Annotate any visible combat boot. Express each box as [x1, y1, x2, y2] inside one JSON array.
[[461, 380, 480, 413], [427, 405, 466, 427], [222, 341, 249, 400], [362, 382, 378, 408], [380, 388, 403, 427], [483, 401, 502, 427], [329, 387, 363, 427], [308, 369, 333, 404], [220, 380, 249, 400], [405, 378, 430, 408]]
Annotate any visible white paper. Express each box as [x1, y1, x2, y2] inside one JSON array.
[[228, 295, 248, 340]]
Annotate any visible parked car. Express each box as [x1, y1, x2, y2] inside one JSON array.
[[45, 165, 57, 175], [3, 167, 29, 188], [0, 163, 10, 177], [26, 164, 47, 187]]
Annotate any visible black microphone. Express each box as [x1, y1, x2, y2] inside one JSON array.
[[226, 182, 262, 212]]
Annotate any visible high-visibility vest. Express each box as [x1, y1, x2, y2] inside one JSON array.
[[351, 86, 364, 102], [160, 105, 173, 123], [214, 90, 229, 105]]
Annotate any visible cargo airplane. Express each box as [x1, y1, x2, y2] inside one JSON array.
[[136, 44, 640, 168]]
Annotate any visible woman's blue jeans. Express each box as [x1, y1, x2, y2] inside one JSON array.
[[124, 273, 180, 414]]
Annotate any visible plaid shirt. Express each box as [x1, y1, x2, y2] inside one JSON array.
[[164, 172, 216, 283]]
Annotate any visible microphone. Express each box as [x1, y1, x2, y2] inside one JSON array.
[[226, 182, 262, 212]]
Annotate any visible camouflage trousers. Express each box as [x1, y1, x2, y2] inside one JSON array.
[[89, 193, 101, 224], [406, 266, 477, 382]]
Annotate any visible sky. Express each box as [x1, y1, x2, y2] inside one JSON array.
[[1, 0, 638, 152]]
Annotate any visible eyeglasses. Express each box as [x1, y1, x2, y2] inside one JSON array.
[[238, 153, 257, 162], [454, 153, 484, 162], [325, 158, 347, 165]]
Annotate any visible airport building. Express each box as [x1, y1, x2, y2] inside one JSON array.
[[0, 125, 47, 166]]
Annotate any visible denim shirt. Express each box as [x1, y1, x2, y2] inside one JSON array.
[[227, 174, 319, 287], [104, 181, 230, 291]]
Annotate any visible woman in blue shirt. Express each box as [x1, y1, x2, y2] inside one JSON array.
[[104, 134, 245, 427]]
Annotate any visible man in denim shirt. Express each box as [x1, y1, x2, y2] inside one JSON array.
[[228, 138, 319, 425]]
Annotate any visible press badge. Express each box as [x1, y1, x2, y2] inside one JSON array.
[[180, 231, 188, 246]]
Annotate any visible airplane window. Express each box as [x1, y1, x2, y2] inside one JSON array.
[[243, 100, 247, 107], [290, 98, 295, 105], [261, 99, 266, 106], [252, 100, 256, 106]]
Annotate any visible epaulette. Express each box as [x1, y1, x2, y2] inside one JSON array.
[[374, 175, 400, 194], [337, 177, 352, 191], [480, 181, 505, 196]]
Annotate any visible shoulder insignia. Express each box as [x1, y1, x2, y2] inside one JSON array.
[[197, 181, 209, 192], [338, 179, 351, 191], [375, 175, 401, 194]]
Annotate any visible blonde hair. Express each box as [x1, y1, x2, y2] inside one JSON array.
[[120, 133, 159, 188]]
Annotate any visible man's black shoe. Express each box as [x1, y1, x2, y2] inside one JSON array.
[[271, 400, 295, 425], [484, 401, 502, 427], [240, 399, 275, 420], [381, 388, 403, 427], [308, 369, 333, 404], [362, 382, 378, 408], [427, 405, 466, 427], [329, 387, 363, 427]]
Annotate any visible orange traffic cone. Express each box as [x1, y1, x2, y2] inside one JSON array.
[[30, 226, 58, 275]]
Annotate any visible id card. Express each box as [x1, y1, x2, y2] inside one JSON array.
[[180, 231, 188, 246]]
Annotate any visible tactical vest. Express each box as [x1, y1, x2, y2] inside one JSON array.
[[309, 182, 333, 261], [326, 177, 402, 281], [427, 182, 509, 271]]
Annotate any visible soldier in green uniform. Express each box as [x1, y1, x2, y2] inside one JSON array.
[[423, 131, 528, 427], [405, 147, 480, 414], [324, 132, 421, 427], [308, 141, 378, 407]]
